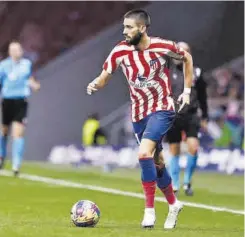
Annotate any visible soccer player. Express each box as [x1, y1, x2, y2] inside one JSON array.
[[87, 9, 193, 229], [0, 41, 40, 176], [166, 42, 208, 196]]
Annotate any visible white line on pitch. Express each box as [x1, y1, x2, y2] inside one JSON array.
[[0, 170, 244, 215]]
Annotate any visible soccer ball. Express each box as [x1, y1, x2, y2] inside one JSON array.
[[70, 200, 100, 227]]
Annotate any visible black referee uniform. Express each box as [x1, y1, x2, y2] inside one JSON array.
[[167, 63, 208, 143]]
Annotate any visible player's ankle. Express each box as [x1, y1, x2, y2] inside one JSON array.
[[145, 207, 155, 210]]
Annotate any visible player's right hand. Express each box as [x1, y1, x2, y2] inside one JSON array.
[[29, 79, 41, 92], [87, 81, 98, 95], [177, 92, 190, 112], [32, 82, 41, 92]]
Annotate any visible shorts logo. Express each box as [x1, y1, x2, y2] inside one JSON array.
[[143, 132, 151, 136]]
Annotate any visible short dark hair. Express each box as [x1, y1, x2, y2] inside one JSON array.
[[124, 9, 151, 28], [9, 40, 21, 45]]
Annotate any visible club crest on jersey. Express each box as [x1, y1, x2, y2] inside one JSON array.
[[149, 58, 158, 70]]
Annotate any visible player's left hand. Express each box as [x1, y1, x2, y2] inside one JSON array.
[[177, 92, 190, 112], [87, 81, 98, 95], [30, 81, 41, 92]]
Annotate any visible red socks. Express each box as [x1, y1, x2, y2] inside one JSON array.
[[142, 181, 156, 208], [159, 183, 176, 205]]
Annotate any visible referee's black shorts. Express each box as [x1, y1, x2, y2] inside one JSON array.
[[166, 113, 200, 144], [1, 98, 28, 126]]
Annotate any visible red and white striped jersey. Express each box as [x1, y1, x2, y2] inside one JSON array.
[[103, 37, 185, 122]]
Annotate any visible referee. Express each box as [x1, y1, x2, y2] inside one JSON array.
[[0, 41, 40, 176], [167, 42, 208, 196]]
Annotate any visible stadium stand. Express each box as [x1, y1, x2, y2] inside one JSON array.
[[0, 2, 148, 69]]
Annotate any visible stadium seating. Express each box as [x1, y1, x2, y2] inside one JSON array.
[[0, 2, 148, 69]]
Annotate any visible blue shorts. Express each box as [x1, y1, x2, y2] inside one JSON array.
[[133, 110, 175, 151]]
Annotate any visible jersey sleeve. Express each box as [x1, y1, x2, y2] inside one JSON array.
[[0, 63, 4, 84], [102, 45, 124, 74], [166, 41, 185, 60]]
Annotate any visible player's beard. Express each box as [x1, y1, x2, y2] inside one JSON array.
[[127, 32, 143, 46]]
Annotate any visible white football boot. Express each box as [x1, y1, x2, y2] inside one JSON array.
[[141, 208, 156, 228], [164, 200, 183, 229]]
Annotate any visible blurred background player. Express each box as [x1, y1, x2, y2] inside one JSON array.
[[166, 42, 208, 196], [87, 9, 193, 229], [0, 41, 40, 176], [82, 113, 107, 146]]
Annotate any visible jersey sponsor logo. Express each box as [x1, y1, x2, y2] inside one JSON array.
[[129, 74, 157, 89], [137, 74, 146, 82]]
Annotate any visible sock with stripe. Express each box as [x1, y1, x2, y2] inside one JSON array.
[[156, 164, 176, 205], [139, 158, 157, 208]]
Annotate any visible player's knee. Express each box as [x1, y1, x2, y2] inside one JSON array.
[[169, 143, 180, 156], [12, 128, 24, 138], [188, 147, 198, 156], [170, 150, 180, 156], [156, 152, 165, 165], [12, 131, 24, 139], [188, 141, 199, 155], [12, 134, 22, 140], [138, 150, 153, 160], [138, 139, 156, 159]]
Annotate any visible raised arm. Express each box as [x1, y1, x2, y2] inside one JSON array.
[[182, 50, 193, 93], [177, 50, 193, 112], [87, 70, 112, 95], [87, 43, 124, 95], [164, 40, 193, 111]]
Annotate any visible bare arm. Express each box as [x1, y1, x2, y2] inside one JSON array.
[[177, 50, 193, 112], [182, 50, 193, 91], [87, 70, 112, 95], [93, 70, 112, 89], [87, 43, 123, 95], [166, 41, 193, 92]]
